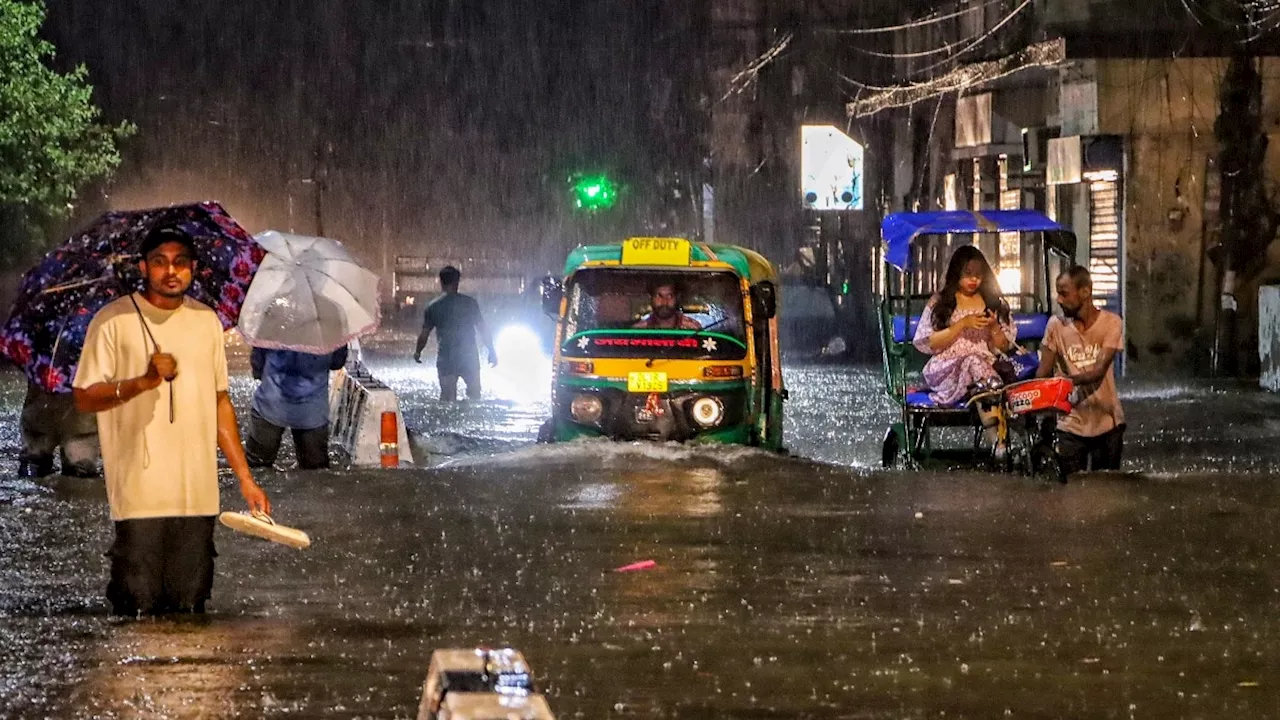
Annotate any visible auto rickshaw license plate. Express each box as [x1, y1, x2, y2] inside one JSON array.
[[627, 371, 668, 393]]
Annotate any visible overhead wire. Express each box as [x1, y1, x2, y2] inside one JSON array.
[[717, 31, 795, 104], [844, 39, 1065, 117], [838, 0, 1035, 69], [832, 0, 1275, 113], [818, 0, 1003, 35], [1242, 2, 1280, 41], [1180, 0, 1280, 40], [835, 0, 1244, 116], [850, 28, 996, 60], [1183, 0, 1244, 27], [817, 0, 1044, 113], [901, 0, 1036, 79]]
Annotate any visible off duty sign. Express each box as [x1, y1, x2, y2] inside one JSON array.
[[621, 237, 692, 266]]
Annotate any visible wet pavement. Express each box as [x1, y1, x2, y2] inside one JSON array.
[[4, 341, 1280, 718]]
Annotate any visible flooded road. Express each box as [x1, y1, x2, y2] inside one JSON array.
[[4, 346, 1280, 718]]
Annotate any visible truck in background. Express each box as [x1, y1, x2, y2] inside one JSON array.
[[392, 256, 526, 321], [390, 256, 554, 353]]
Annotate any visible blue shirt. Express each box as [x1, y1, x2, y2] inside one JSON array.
[[251, 347, 348, 430]]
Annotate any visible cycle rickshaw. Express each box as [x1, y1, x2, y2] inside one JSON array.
[[876, 210, 1078, 479]]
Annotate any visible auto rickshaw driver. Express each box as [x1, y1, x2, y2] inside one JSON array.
[[633, 281, 701, 330]]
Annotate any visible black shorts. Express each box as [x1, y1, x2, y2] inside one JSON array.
[[106, 516, 217, 616], [1056, 424, 1125, 475]]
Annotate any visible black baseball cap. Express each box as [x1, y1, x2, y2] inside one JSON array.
[[139, 226, 197, 258]]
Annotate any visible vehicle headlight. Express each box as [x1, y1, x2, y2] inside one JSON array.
[[690, 396, 725, 428], [570, 394, 604, 424]]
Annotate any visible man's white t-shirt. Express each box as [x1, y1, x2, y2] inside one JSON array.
[[73, 293, 229, 521]]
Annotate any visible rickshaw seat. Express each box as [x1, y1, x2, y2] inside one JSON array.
[[890, 316, 919, 343], [1014, 314, 1050, 342], [905, 389, 966, 409], [891, 313, 1052, 344], [598, 294, 635, 325]]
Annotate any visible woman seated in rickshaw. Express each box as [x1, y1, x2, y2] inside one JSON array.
[[912, 246, 1015, 405]]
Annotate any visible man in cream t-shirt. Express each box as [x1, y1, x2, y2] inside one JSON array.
[[74, 227, 270, 615], [1037, 266, 1126, 476]]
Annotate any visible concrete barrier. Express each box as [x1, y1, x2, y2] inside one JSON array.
[[329, 361, 414, 466], [1261, 285, 1280, 391]]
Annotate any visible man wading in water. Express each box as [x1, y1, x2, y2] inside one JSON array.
[[414, 266, 497, 401], [1036, 265, 1126, 476], [74, 227, 270, 615]]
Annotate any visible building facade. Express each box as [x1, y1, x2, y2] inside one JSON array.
[[847, 0, 1280, 374]]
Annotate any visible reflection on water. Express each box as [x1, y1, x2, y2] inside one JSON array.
[[681, 467, 725, 518], [562, 482, 621, 511], [561, 465, 724, 518], [72, 616, 301, 718]]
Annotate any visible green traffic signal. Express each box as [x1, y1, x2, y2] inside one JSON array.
[[570, 174, 619, 211]]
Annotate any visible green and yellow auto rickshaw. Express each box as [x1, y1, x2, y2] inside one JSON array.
[[538, 237, 786, 449]]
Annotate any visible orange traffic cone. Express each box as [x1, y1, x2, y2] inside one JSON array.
[[380, 411, 399, 468]]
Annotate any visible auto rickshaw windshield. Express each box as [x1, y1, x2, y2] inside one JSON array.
[[564, 269, 747, 341]]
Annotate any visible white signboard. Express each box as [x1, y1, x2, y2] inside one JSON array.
[[955, 93, 993, 148], [1060, 81, 1099, 138], [801, 125, 863, 210]]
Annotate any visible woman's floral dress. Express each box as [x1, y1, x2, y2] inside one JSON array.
[[912, 302, 1016, 406]]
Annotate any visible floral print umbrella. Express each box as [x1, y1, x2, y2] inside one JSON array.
[[0, 201, 266, 392]]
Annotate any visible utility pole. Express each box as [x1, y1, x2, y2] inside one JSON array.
[[312, 138, 331, 238], [1212, 53, 1277, 376]]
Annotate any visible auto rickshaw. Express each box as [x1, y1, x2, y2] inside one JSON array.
[[539, 237, 786, 449], [877, 210, 1077, 477]]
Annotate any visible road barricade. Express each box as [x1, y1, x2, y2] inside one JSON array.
[[330, 361, 414, 467]]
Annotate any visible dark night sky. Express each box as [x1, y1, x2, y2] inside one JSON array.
[[38, 1, 1233, 280], [41, 0, 709, 276]]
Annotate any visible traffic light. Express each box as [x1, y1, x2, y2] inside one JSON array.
[[569, 174, 619, 212]]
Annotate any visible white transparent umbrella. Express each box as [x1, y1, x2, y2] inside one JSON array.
[[237, 231, 380, 352]]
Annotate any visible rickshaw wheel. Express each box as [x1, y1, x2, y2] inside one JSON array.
[[1044, 453, 1067, 484], [881, 427, 901, 468], [1031, 443, 1067, 484]]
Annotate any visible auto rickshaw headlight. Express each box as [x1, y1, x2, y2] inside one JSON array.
[[690, 396, 725, 428], [570, 394, 604, 424]]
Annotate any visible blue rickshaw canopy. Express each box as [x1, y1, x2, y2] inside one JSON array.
[[881, 210, 1072, 272]]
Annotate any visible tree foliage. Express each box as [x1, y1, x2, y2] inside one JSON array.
[[0, 0, 132, 216]]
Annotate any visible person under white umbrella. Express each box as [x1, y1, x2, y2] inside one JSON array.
[[237, 231, 379, 469]]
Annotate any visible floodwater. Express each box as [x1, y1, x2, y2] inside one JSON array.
[[4, 340, 1280, 718]]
